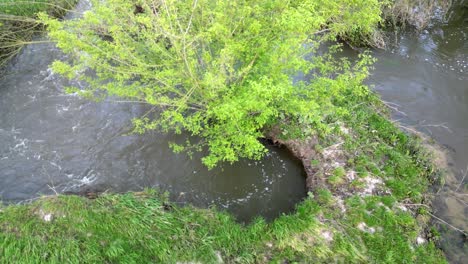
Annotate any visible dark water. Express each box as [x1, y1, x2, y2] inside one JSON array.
[[0, 1, 306, 223]]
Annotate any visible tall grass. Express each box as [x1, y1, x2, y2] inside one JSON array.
[[0, 190, 447, 263], [0, 0, 77, 68]]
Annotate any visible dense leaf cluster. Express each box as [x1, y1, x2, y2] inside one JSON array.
[[42, 0, 381, 168]]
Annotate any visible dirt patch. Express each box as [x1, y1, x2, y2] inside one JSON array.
[[268, 121, 452, 201], [267, 127, 362, 197]]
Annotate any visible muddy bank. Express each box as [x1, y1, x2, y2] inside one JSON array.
[[270, 122, 451, 194]]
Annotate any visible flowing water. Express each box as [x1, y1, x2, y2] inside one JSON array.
[[367, 1, 467, 262], [0, 1, 306, 223], [0, 0, 467, 261]]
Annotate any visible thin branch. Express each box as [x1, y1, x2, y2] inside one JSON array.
[[313, 28, 331, 35], [419, 123, 453, 133], [109, 100, 202, 110], [398, 124, 421, 135], [403, 203, 467, 236], [382, 100, 407, 116], [455, 165, 468, 192], [0, 40, 52, 48], [185, 0, 198, 34], [429, 212, 467, 236]]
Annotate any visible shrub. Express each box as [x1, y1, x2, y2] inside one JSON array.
[[41, 0, 382, 168]]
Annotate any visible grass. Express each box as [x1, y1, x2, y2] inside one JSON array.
[[329, 167, 346, 186], [0, 0, 76, 17], [0, 189, 446, 263], [0, 0, 77, 68]]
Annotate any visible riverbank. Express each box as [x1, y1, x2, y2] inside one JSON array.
[[0, 0, 77, 68], [0, 0, 459, 263], [345, 0, 452, 48], [0, 187, 446, 263], [0, 91, 449, 263]]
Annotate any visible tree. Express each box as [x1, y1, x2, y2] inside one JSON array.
[[41, 0, 381, 168]]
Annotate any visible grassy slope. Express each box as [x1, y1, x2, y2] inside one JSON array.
[[0, 93, 447, 263], [0, 192, 444, 263]]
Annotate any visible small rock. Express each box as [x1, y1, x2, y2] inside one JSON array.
[[321, 230, 333, 242], [215, 251, 224, 263], [397, 205, 408, 212], [43, 213, 53, 222], [357, 222, 367, 231], [416, 236, 426, 245]]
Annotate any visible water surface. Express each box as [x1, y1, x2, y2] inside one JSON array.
[[0, 1, 306, 223]]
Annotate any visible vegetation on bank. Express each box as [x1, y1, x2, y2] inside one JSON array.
[[343, 0, 453, 48], [0, 90, 449, 263], [382, 0, 452, 29], [41, 0, 383, 168], [0, 0, 77, 68], [0, 177, 446, 263], [0, 0, 453, 263]]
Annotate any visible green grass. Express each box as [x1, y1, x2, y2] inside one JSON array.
[[0, 0, 75, 17], [0, 0, 77, 67], [0, 189, 446, 263]]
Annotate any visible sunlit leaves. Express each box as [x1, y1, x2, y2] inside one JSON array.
[[43, 0, 381, 168]]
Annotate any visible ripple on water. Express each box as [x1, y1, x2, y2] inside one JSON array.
[[0, 35, 306, 222]]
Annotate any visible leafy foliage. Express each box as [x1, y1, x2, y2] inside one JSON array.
[[41, 0, 382, 168]]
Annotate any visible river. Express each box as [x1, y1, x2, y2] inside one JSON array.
[[0, 0, 306, 223], [0, 0, 467, 261]]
